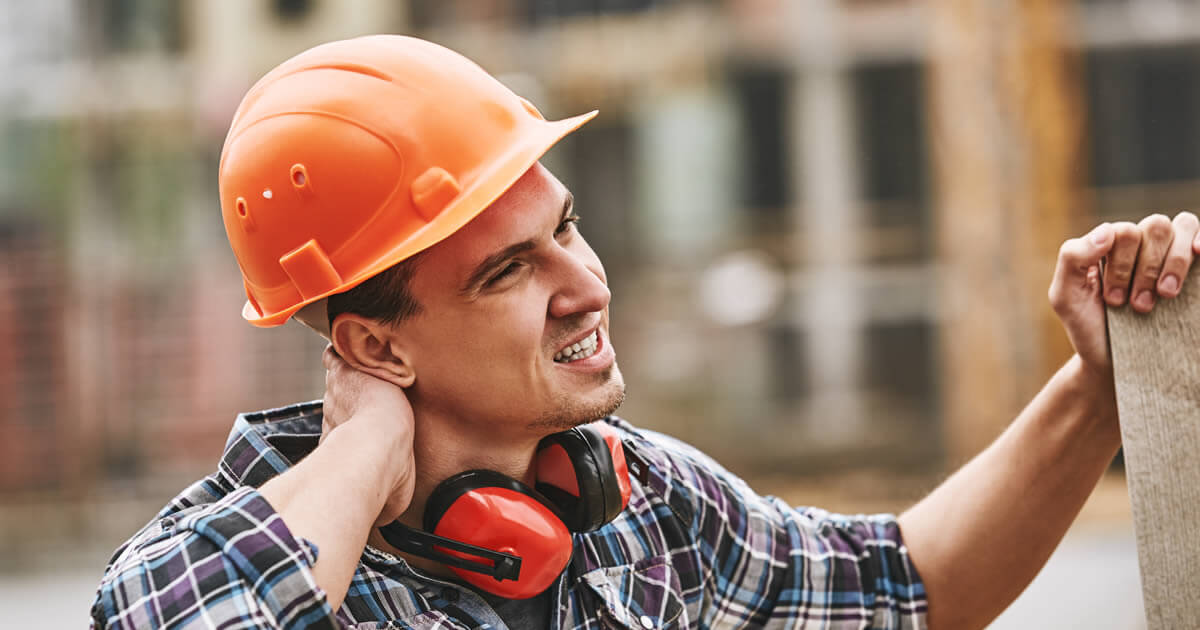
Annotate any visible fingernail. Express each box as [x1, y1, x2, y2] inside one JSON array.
[[1137, 290, 1154, 309], [1092, 224, 1112, 246], [1108, 287, 1125, 303], [1161, 274, 1179, 294]]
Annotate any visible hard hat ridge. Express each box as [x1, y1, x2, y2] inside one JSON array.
[[218, 35, 596, 327]]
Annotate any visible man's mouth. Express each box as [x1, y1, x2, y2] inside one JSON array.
[[554, 330, 599, 363]]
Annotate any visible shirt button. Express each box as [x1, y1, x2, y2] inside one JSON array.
[[639, 614, 654, 628], [441, 587, 459, 603]]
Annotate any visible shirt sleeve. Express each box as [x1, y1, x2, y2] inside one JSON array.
[[633, 428, 927, 630], [91, 486, 339, 630]]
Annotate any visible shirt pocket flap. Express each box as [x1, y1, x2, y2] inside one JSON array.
[[579, 555, 686, 629]]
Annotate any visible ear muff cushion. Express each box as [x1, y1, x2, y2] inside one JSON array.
[[535, 426, 622, 532], [423, 470, 571, 599]]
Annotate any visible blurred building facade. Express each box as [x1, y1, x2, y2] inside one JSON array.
[[2, 0, 1199, 514]]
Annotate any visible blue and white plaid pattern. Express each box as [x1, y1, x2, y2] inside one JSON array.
[[92, 401, 927, 629]]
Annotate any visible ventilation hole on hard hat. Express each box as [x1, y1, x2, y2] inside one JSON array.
[[236, 197, 248, 217], [291, 164, 308, 188]]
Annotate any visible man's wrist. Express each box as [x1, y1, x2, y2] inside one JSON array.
[[1059, 353, 1121, 440], [322, 417, 410, 504]]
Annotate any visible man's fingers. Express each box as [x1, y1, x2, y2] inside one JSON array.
[[322, 344, 337, 370], [1126, 214, 1173, 312], [1049, 223, 1111, 315], [1102, 221, 1142, 306], [1159, 211, 1200, 298], [1058, 223, 1113, 271]]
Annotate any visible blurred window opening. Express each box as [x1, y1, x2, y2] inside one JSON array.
[[554, 121, 638, 285], [99, 0, 183, 53], [852, 61, 931, 264], [274, 0, 315, 23], [863, 320, 937, 419], [730, 64, 793, 230], [526, 0, 670, 22], [410, 1, 528, 30], [767, 320, 810, 402], [1087, 44, 1200, 187], [853, 62, 927, 209]]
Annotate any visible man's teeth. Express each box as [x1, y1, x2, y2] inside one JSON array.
[[554, 331, 599, 363]]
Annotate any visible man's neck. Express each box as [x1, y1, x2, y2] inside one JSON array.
[[366, 406, 544, 579]]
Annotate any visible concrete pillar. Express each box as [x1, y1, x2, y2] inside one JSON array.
[[788, 0, 866, 441]]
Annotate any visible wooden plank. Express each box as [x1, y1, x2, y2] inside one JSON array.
[[1108, 270, 1200, 630]]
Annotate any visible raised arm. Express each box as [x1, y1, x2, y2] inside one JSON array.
[[899, 213, 1200, 629]]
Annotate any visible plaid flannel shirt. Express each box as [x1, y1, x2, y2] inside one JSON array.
[[91, 401, 927, 629]]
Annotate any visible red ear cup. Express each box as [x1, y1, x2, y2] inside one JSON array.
[[598, 425, 633, 509], [534, 423, 631, 532], [424, 470, 572, 599]]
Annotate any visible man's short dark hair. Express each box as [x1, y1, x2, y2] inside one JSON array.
[[327, 254, 423, 329]]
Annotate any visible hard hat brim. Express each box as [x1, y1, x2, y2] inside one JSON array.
[[242, 109, 599, 327]]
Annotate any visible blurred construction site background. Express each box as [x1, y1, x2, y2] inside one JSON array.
[[3, 0, 1188, 627]]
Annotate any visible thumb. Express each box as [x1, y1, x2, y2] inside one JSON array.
[[1049, 223, 1113, 314]]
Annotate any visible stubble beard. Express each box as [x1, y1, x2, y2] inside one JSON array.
[[527, 364, 627, 432]]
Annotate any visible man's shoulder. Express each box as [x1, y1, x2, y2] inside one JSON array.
[[600, 415, 739, 482], [598, 415, 766, 521], [101, 402, 323, 573]]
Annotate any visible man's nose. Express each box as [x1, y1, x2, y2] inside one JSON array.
[[547, 252, 610, 319]]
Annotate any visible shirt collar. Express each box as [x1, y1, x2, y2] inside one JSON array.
[[218, 400, 324, 489]]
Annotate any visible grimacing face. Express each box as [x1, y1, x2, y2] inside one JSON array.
[[395, 162, 625, 437]]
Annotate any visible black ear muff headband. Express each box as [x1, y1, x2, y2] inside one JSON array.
[[378, 522, 522, 582]]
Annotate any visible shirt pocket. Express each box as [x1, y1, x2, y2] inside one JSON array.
[[349, 610, 465, 629], [576, 555, 688, 630]]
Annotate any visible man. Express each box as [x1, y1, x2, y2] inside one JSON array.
[[91, 35, 1199, 630]]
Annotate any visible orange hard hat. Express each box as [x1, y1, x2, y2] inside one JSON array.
[[219, 35, 596, 327]]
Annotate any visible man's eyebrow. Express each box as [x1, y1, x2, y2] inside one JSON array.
[[461, 240, 536, 293], [460, 194, 575, 294]]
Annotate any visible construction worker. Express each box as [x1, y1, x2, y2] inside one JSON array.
[[91, 36, 1199, 630]]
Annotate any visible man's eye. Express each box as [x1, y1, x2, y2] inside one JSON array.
[[555, 214, 580, 237], [487, 262, 522, 286]]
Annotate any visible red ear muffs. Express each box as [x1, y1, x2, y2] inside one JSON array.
[[534, 424, 632, 531], [379, 423, 632, 599], [421, 470, 573, 599]]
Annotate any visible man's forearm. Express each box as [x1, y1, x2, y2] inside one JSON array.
[[259, 419, 399, 611], [898, 354, 1121, 630]]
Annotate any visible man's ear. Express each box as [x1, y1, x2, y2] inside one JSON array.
[[329, 314, 416, 388]]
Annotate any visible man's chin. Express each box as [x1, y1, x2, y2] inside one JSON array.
[[529, 368, 626, 432]]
